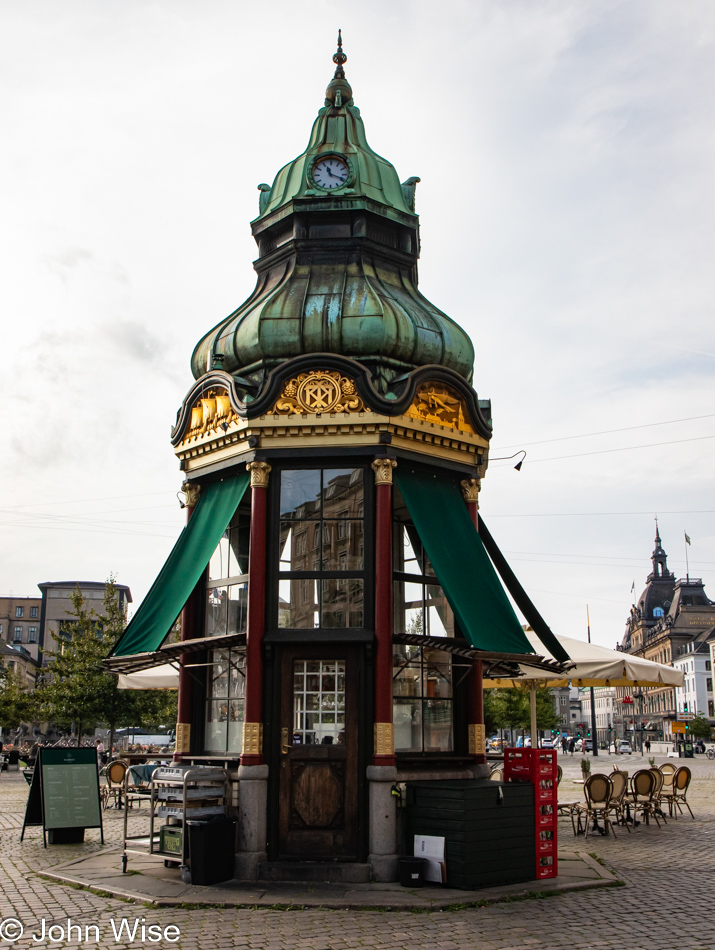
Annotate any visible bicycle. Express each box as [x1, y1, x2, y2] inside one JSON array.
[[706, 747, 715, 760]]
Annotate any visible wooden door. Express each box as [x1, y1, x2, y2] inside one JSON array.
[[278, 645, 358, 860]]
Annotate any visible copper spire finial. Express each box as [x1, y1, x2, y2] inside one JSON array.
[[333, 29, 347, 77]]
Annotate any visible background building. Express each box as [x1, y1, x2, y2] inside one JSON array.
[[618, 527, 715, 739], [38, 582, 132, 667], [0, 595, 42, 663], [673, 641, 713, 719]]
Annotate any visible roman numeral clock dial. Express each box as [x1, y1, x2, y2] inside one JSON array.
[[312, 157, 349, 189]]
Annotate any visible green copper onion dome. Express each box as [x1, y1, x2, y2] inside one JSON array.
[[191, 33, 475, 391]]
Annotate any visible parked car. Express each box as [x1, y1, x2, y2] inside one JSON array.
[[540, 738, 554, 749], [618, 739, 632, 754]]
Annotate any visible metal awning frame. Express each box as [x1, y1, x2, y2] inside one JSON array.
[[103, 632, 247, 674], [392, 632, 571, 680]]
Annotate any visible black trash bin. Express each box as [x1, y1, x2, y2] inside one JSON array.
[[398, 856, 426, 888], [186, 817, 236, 886]]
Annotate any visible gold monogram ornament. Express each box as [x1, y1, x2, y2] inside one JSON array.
[[270, 371, 367, 415]]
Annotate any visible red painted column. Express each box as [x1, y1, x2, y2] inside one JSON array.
[[461, 478, 487, 765], [372, 458, 397, 767], [174, 481, 202, 761], [240, 461, 271, 767]]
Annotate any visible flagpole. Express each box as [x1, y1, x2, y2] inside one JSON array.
[[586, 605, 598, 758], [684, 531, 690, 581]]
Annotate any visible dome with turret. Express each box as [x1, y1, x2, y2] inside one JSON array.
[[191, 33, 475, 394]]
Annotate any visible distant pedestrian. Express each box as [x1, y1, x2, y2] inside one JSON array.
[[645, 739, 651, 753], [568, 737, 575, 755], [95, 738, 105, 765], [561, 736, 568, 754]]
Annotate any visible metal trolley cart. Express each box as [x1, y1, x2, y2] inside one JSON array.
[[122, 764, 228, 875]]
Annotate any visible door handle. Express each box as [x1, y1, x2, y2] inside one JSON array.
[[281, 727, 290, 754]]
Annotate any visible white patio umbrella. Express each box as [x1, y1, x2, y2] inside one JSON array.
[[117, 664, 179, 690], [484, 631, 684, 746]]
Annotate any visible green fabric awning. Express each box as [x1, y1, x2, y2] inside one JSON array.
[[477, 517, 570, 664], [394, 468, 534, 655], [110, 473, 250, 657]]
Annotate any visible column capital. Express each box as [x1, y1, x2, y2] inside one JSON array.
[[181, 480, 201, 508], [246, 460, 272, 488], [372, 458, 397, 486], [460, 478, 480, 505]]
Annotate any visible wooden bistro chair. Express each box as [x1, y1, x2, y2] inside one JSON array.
[[607, 770, 631, 833], [648, 768, 667, 824], [628, 769, 661, 828], [659, 763, 676, 810], [575, 774, 617, 839], [666, 766, 694, 820], [102, 760, 128, 810]]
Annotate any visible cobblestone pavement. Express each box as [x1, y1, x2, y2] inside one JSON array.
[[1, 754, 713, 949]]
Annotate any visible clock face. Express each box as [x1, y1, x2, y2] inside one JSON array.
[[312, 157, 349, 190]]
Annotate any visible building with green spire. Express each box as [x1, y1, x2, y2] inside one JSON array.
[[108, 34, 565, 884]]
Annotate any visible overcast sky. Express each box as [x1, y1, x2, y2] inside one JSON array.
[[2, 1, 714, 649]]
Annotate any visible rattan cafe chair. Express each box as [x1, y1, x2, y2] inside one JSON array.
[[489, 767, 504, 781], [628, 769, 660, 828], [607, 770, 631, 832], [648, 767, 667, 824], [575, 774, 617, 839], [102, 760, 127, 810], [668, 766, 694, 819]]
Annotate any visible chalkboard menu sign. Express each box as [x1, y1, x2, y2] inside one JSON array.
[[21, 748, 103, 847]]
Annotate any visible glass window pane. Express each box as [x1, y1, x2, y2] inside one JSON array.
[[279, 522, 319, 571], [321, 469, 363, 518], [227, 583, 248, 635], [394, 698, 422, 752], [227, 700, 244, 753], [229, 651, 246, 698], [209, 650, 229, 697], [426, 585, 455, 637], [292, 659, 345, 745], [423, 700, 453, 752], [394, 580, 423, 636], [423, 651, 452, 699], [279, 577, 319, 628], [205, 700, 228, 752], [206, 586, 228, 637], [321, 522, 363, 570], [281, 470, 321, 520], [208, 532, 230, 581], [321, 579, 363, 628], [228, 515, 250, 576]]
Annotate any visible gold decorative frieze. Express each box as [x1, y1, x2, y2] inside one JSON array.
[[242, 721, 264, 755], [182, 480, 201, 508], [406, 383, 475, 433], [374, 722, 395, 756], [175, 722, 191, 755], [246, 460, 272, 488], [460, 478, 480, 505], [269, 370, 368, 415], [468, 723, 486, 756], [372, 458, 397, 485], [183, 387, 239, 443]]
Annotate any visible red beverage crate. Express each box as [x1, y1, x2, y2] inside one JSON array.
[[504, 747, 558, 880]]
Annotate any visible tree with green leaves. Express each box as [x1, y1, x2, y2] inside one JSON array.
[[36, 578, 176, 750], [688, 713, 712, 739], [0, 664, 37, 733]]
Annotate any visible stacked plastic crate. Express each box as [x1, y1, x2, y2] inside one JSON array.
[[503, 748, 558, 880]]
